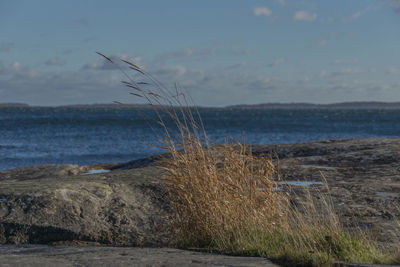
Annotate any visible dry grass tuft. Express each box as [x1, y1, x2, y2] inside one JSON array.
[[163, 141, 289, 250], [100, 52, 397, 266], [162, 137, 392, 266]]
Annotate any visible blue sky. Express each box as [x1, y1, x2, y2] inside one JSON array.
[[1, 0, 400, 106]]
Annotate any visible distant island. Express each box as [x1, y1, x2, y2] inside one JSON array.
[[226, 101, 400, 109], [2, 101, 400, 109], [0, 103, 152, 109], [0, 103, 30, 107]]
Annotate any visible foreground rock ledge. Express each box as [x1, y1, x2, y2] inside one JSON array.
[[0, 138, 399, 252], [0, 245, 279, 267]]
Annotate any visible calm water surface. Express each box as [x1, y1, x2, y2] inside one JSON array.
[[1, 107, 399, 171]]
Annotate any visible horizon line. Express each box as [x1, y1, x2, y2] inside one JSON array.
[[2, 101, 400, 109]]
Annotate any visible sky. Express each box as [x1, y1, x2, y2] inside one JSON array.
[[1, 0, 400, 106]]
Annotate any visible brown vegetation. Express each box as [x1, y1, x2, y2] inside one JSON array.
[[99, 52, 398, 266]]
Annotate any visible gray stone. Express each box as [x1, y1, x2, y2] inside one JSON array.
[[0, 138, 399, 254], [0, 245, 279, 267], [0, 164, 171, 246], [252, 138, 400, 252]]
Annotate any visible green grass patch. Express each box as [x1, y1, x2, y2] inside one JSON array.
[[176, 224, 395, 266]]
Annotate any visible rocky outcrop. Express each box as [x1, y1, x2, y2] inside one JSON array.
[[0, 164, 170, 246], [253, 138, 400, 252], [0, 138, 399, 251]]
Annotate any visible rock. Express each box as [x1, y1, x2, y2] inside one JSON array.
[[0, 164, 86, 181], [0, 164, 171, 246], [0, 138, 399, 253], [252, 138, 400, 252], [0, 245, 279, 267], [110, 153, 168, 170]]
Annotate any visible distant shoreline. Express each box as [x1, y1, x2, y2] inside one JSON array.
[[2, 101, 400, 109]]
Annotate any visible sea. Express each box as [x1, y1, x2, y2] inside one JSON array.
[[1, 106, 400, 171]]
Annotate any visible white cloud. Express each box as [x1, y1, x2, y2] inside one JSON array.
[[325, 80, 392, 95], [327, 68, 362, 77], [0, 61, 131, 105], [183, 48, 194, 56], [387, 67, 400, 74], [1, 57, 395, 106], [0, 59, 286, 106], [224, 62, 248, 70], [319, 40, 328, 46], [351, 11, 362, 20], [154, 48, 215, 63], [156, 65, 187, 76], [332, 59, 359, 65], [349, 7, 371, 20], [335, 68, 363, 75], [253, 7, 272, 16], [45, 57, 65, 66], [322, 68, 375, 78], [1, 61, 30, 76], [344, 5, 383, 22], [276, 0, 286, 6], [268, 58, 285, 67], [292, 11, 317, 22], [231, 49, 252, 55]]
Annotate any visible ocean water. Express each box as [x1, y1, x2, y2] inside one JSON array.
[[1, 106, 400, 171]]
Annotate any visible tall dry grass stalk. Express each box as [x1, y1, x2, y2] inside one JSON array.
[[98, 52, 396, 266], [163, 142, 289, 249]]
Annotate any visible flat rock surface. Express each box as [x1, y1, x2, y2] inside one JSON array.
[[252, 138, 400, 252], [0, 245, 278, 267], [0, 138, 399, 258], [0, 163, 170, 246]]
